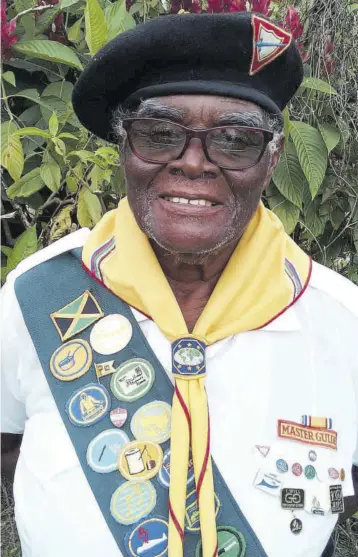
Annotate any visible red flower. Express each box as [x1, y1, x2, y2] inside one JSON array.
[[284, 5, 303, 41], [1, 0, 19, 57], [207, 0, 246, 12], [229, 0, 247, 11], [251, 0, 271, 15]]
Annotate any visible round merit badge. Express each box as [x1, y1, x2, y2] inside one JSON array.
[[118, 440, 163, 482], [125, 517, 168, 557], [158, 449, 195, 489], [87, 429, 129, 473], [292, 463, 303, 477], [110, 358, 155, 402], [276, 459, 288, 473], [110, 480, 157, 525], [50, 339, 92, 381], [195, 526, 246, 557], [110, 407, 128, 428], [66, 383, 110, 427], [130, 401, 171, 444], [304, 465, 316, 480], [90, 314, 132, 355]]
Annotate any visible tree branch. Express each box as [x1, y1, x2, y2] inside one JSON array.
[[13, 4, 55, 22]]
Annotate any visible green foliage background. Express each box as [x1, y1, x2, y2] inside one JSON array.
[[1, 0, 358, 283]]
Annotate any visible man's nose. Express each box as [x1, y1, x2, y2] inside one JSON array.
[[167, 138, 219, 179]]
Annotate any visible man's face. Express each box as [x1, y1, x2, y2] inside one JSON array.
[[123, 95, 282, 256]]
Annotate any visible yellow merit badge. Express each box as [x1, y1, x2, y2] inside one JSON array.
[[117, 440, 163, 481], [278, 420, 338, 450], [50, 291, 103, 341], [50, 339, 92, 381], [130, 401, 171, 444]]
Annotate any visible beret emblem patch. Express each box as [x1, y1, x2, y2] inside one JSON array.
[[250, 15, 292, 76]]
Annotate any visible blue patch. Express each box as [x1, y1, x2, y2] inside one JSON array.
[[172, 338, 206, 377], [276, 459, 288, 473], [87, 429, 129, 473], [110, 481, 157, 525], [125, 516, 168, 557], [66, 383, 110, 427], [158, 449, 195, 489], [185, 489, 220, 533]]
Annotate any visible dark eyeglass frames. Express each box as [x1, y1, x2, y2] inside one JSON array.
[[122, 118, 274, 171]]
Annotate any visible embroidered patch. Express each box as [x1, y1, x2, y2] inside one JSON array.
[[50, 290, 103, 341], [249, 15, 292, 76], [185, 489, 220, 533], [50, 339, 92, 381], [253, 470, 282, 497], [110, 481, 157, 525], [66, 383, 110, 427], [302, 415, 333, 429], [95, 360, 116, 378], [125, 516, 168, 557], [281, 488, 305, 510], [90, 314, 132, 355], [278, 420, 338, 450], [130, 401, 171, 444], [110, 407, 128, 428], [118, 440, 163, 481], [255, 445, 270, 458], [172, 338, 206, 377], [110, 358, 155, 402], [195, 526, 246, 557], [329, 485, 344, 514], [158, 448, 195, 489], [86, 429, 129, 473]]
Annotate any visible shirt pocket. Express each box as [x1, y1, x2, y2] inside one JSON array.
[[19, 412, 80, 486]]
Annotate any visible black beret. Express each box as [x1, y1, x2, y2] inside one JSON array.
[[72, 12, 303, 142]]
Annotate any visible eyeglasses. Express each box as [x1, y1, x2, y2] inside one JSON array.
[[122, 118, 273, 170]]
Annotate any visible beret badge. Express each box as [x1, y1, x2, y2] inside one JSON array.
[[249, 15, 293, 76]]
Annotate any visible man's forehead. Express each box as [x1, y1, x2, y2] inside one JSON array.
[[149, 95, 262, 117]]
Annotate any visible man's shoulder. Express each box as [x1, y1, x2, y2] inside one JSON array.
[[309, 260, 358, 320], [6, 228, 90, 285]]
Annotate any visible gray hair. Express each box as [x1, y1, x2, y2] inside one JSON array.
[[112, 97, 284, 157]]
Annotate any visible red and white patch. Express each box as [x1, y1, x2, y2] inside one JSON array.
[[110, 407, 128, 428], [249, 15, 292, 76]]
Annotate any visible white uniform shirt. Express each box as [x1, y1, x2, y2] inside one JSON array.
[[1, 229, 358, 557]]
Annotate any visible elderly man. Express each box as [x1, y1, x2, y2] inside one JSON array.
[[1, 11, 358, 557]]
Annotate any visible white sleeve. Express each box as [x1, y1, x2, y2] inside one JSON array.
[[1, 274, 27, 433]]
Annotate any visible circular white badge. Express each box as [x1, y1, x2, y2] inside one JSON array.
[[90, 314, 133, 355]]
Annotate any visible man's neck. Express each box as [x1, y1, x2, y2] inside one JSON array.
[[150, 239, 238, 332]]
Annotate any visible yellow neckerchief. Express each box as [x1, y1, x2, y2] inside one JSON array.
[[82, 197, 311, 557]]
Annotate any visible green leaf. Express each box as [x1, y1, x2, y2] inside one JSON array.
[[282, 107, 290, 147], [105, 0, 135, 41], [59, 0, 81, 8], [1, 121, 18, 159], [7, 168, 44, 198], [85, 0, 108, 56], [49, 112, 59, 136], [289, 121, 327, 199], [50, 205, 74, 241], [303, 197, 328, 240], [6, 226, 38, 278], [35, 6, 61, 33], [14, 0, 35, 13], [52, 137, 66, 157], [42, 80, 74, 103], [40, 154, 61, 192], [349, 3, 358, 11], [68, 16, 83, 42], [66, 172, 79, 193], [301, 77, 337, 95], [318, 123, 341, 154], [77, 187, 103, 227], [267, 188, 300, 234], [12, 127, 51, 139], [272, 142, 307, 209], [1, 134, 24, 182], [2, 71, 16, 87], [58, 132, 79, 140], [13, 40, 82, 70], [1, 246, 13, 257]]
